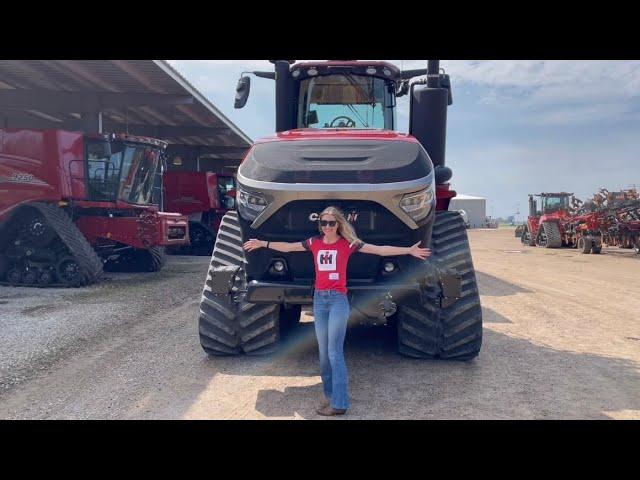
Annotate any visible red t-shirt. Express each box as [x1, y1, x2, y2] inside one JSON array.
[[302, 235, 364, 294]]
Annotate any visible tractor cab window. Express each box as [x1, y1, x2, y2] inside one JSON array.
[[297, 74, 395, 130], [542, 196, 569, 213], [85, 140, 123, 201], [119, 144, 161, 205]]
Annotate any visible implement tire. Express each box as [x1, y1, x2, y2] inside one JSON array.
[[135, 246, 167, 272], [577, 236, 592, 254], [105, 246, 167, 272], [515, 225, 524, 238], [198, 211, 280, 356], [397, 211, 483, 360]]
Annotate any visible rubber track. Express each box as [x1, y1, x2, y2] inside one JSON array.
[[541, 222, 562, 248], [397, 211, 482, 360], [30, 203, 103, 286], [198, 210, 280, 355]]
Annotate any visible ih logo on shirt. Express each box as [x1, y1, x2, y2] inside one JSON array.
[[317, 250, 337, 271]]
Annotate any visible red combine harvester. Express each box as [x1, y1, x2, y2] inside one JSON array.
[[0, 129, 189, 287], [163, 171, 237, 255]]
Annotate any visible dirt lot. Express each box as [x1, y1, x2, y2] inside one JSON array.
[[0, 228, 638, 419]]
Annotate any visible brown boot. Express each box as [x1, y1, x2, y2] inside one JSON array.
[[319, 399, 330, 409], [316, 405, 347, 416]]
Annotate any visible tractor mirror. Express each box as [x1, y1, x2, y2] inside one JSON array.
[[305, 110, 319, 126], [440, 74, 453, 106], [234, 76, 251, 109]]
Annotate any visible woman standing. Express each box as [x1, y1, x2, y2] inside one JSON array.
[[243, 206, 430, 416]]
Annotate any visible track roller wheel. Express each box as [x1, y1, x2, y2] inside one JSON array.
[[57, 256, 83, 286], [24, 212, 56, 247], [22, 268, 38, 285], [38, 269, 54, 285], [7, 268, 23, 284]]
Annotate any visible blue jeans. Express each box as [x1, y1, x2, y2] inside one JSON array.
[[313, 289, 350, 410]]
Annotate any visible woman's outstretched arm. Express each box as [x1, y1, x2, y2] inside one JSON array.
[[243, 239, 306, 253], [359, 241, 430, 259]]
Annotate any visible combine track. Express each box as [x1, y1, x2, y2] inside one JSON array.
[[0, 203, 103, 287]]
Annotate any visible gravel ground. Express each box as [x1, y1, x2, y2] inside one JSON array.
[[0, 230, 638, 419]]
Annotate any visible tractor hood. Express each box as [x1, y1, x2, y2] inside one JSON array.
[[238, 130, 434, 184]]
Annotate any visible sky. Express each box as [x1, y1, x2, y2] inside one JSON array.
[[168, 60, 640, 220]]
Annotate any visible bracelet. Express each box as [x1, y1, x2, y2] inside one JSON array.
[[266, 241, 270, 249]]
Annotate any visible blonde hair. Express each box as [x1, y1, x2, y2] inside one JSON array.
[[318, 206, 360, 246]]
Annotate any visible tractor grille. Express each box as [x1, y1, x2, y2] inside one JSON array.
[[257, 199, 411, 241]]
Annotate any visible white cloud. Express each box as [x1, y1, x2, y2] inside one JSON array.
[[453, 60, 640, 126], [392, 60, 640, 121]]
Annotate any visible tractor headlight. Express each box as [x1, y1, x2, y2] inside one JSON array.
[[237, 186, 268, 221], [400, 185, 434, 222]]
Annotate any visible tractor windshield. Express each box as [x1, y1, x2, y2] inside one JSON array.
[[542, 195, 570, 213], [297, 74, 395, 129]]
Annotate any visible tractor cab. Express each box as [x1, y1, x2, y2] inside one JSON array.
[[84, 134, 166, 206], [537, 192, 572, 215], [529, 192, 573, 217], [292, 62, 400, 130]]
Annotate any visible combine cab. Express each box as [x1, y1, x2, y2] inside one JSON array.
[[0, 129, 189, 287], [163, 171, 237, 255], [197, 60, 482, 359]]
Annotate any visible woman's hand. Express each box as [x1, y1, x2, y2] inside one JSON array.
[[408, 241, 431, 260], [243, 238, 266, 252]]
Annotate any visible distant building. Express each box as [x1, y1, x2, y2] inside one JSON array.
[[448, 194, 487, 228]]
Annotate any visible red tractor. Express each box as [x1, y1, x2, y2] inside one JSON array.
[[0, 129, 189, 287], [521, 192, 574, 248], [198, 60, 483, 359], [163, 171, 237, 255]]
